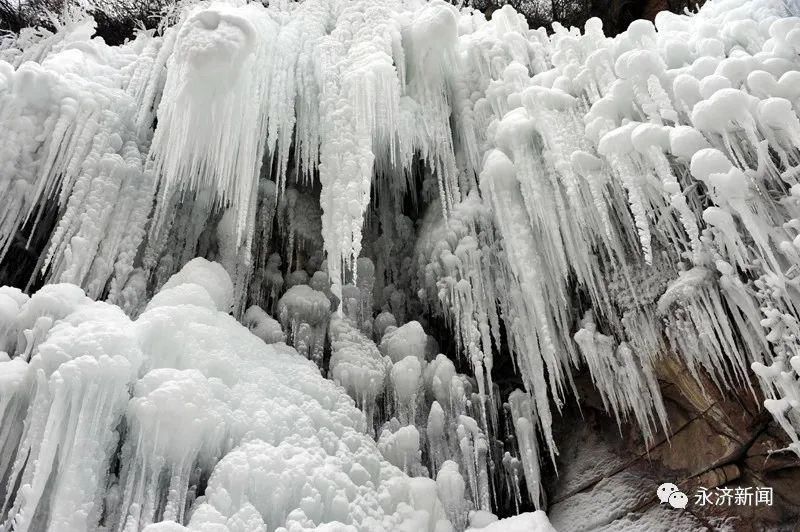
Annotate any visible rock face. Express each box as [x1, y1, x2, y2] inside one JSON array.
[[545, 357, 800, 531]]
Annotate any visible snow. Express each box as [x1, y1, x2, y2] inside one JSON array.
[[465, 511, 555, 532], [2, 0, 800, 528]]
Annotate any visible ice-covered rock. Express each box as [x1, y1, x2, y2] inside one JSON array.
[[0, 260, 450, 531]]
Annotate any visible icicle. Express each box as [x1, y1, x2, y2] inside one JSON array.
[[3, 298, 142, 532], [116, 368, 228, 530], [658, 266, 758, 391], [0, 355, 29, 508], [507, 390, 542, 511], [573, 311, 668, 443], [479, 149, 567, 455]]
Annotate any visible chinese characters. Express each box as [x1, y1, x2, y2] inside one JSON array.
[[693, 486, 773, 507]]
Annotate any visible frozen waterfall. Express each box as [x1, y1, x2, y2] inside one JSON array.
[[2, 0, 800, 530]]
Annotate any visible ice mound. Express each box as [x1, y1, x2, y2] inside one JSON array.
[[0, 261, 486, 532], [379, 321, 427, 363], [277, 284, 331, 365], [329, 317, 390, 426], [243, 305, 286, 344], [160, 257, 235, 312], [465, 511, 556, 532]]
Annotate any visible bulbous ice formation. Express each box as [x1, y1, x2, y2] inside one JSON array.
[[328, 317, 390, 426], [380, 321, 428, 363], [243, 305, 285, 344], [0, 260, 485, 532], [277, 284, 330, 365]]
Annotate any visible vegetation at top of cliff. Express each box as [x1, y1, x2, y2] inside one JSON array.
[[1, 0, 705, 45]]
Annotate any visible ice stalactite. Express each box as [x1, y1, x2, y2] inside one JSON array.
[[750, 246, 800, 456], [0, 287, 29, 355], [404, 2, 463, 216], [391, 355, 423, 426], [0, 48, 152, 296], [247, 181, 279, 311], [337, 257, 376, 334], [573, 311, 667, 443], [378, 421, 424, 476], [427, 401, 450, 475], [326, 296, 524, 528], [1, 296, 143, 532], [355, 257, 376, 330], [479, 150, 572, 457], [379, 321, 428, 364], [436, 461, 467, 530], [145, 4, 270, 309], [116, 368, 228, 530], [506, 391, 542, 511], [658, 266, 760, 392], [279, 189, 323, 277], [315, 2, 395, 305], [416, 186, 570, 512], [414, 0, 800, 512], [0, 353, 27, 507]]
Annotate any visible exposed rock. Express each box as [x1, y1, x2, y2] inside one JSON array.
[[546, 357, 800, 531]]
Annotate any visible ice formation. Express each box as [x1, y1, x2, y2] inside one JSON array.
[[464, 510, 556, 532], [2, 0, 800, 529], [0, 261, 485, 531]]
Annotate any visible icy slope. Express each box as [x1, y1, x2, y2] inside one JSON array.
[[0, 259, 478, 531]]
